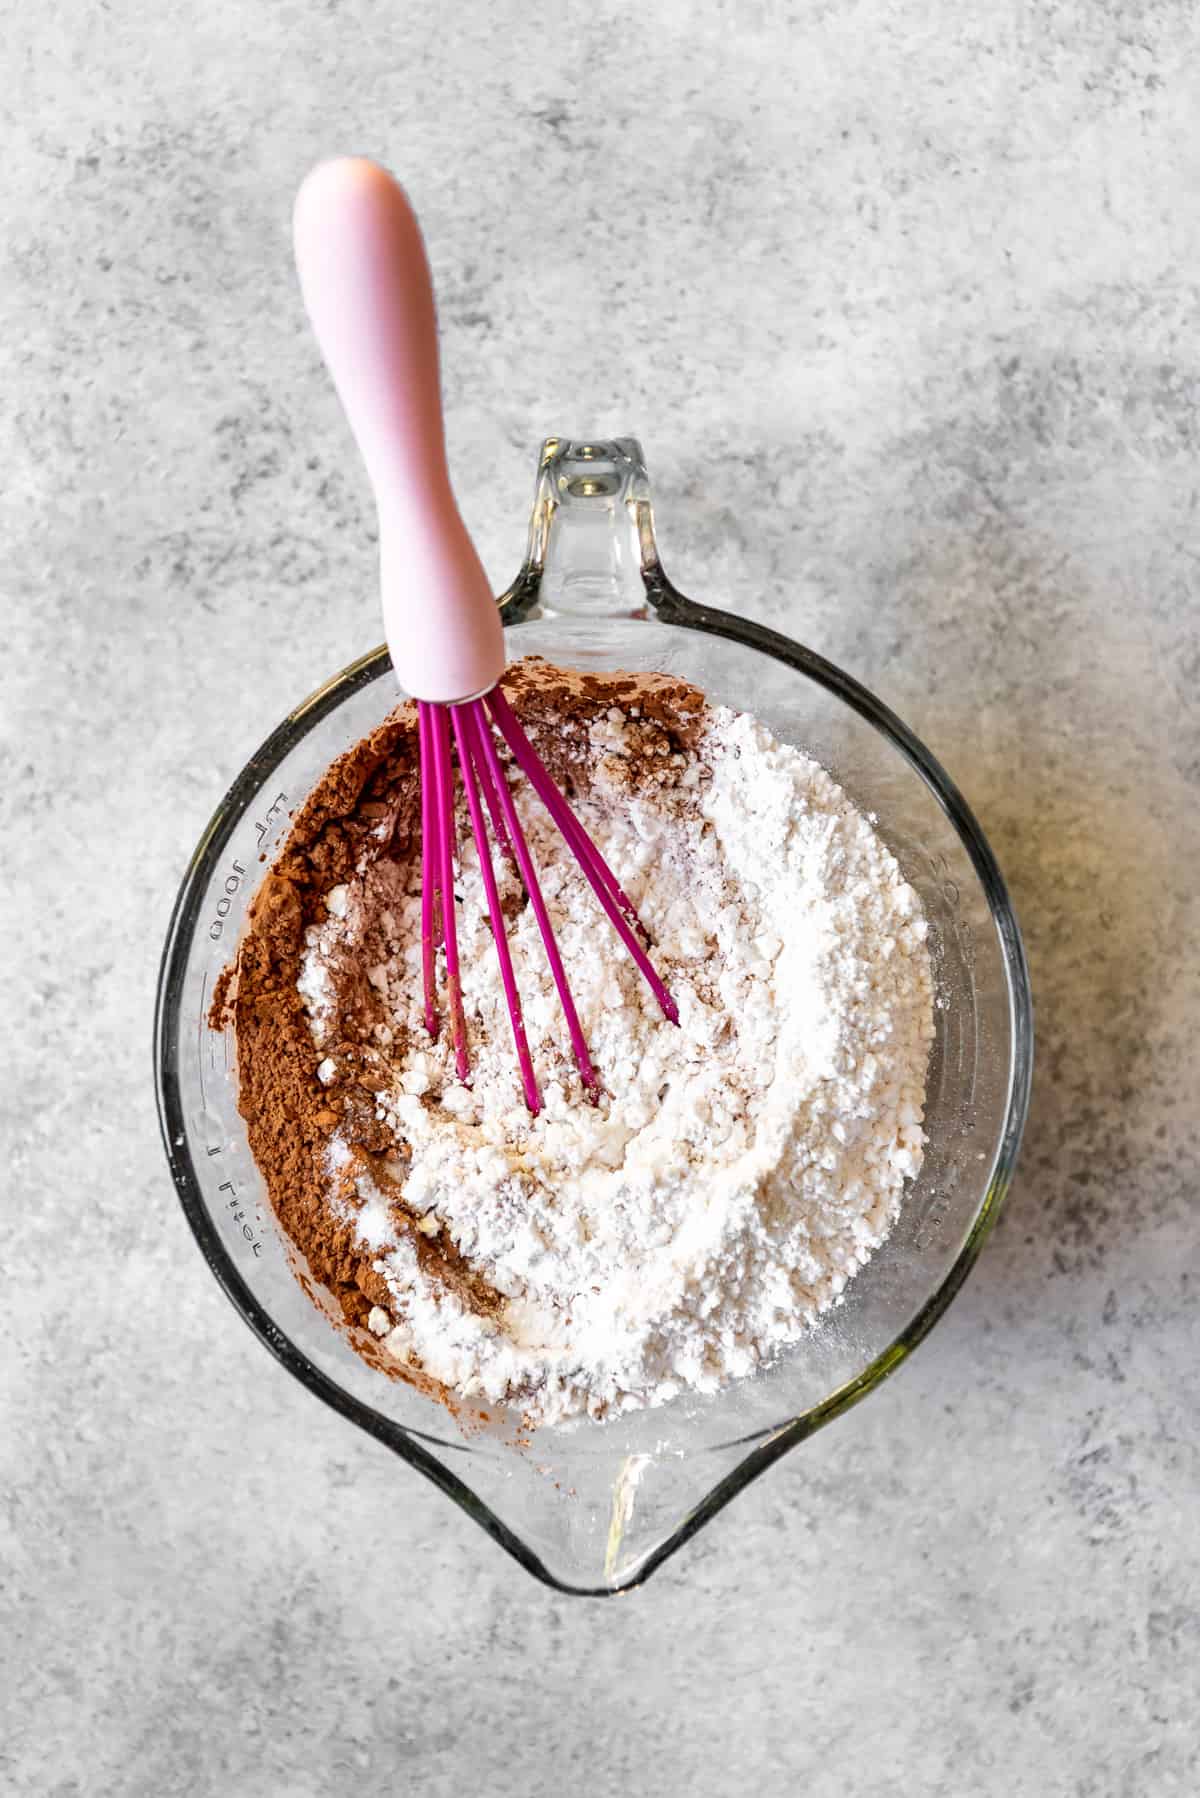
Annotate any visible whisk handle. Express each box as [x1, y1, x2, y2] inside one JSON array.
[[293, 158, 505, 703]]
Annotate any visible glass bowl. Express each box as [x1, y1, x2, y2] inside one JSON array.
[[155, 438, 1033, 1595]]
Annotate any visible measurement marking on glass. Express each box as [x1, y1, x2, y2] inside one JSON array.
[[219, 1178, 265, 1258], [254, 790, 290, 848], [208, 859, 248, 942], [198, 971, 208, 1109]]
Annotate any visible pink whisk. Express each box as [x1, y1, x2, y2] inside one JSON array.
[[294, 158, 676, 1114]]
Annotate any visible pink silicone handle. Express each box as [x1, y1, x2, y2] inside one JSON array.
[[293, 158, 505, 703]]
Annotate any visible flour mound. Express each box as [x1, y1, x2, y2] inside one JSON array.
[[300, 701, 934, 1426]]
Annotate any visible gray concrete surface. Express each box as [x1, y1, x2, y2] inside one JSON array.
[[4, 1, 1199, 1792]]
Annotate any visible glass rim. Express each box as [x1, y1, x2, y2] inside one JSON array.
[[154, 602, 1034, 1596]]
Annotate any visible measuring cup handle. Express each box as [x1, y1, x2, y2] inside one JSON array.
[[293, 158, 505, 704]]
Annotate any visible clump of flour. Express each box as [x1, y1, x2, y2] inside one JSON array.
[[300, 701, 934, 1426]]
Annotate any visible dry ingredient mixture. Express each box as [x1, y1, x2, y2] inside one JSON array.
[[215, 659, 934, 1427]]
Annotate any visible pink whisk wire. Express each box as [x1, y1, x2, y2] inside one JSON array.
[[470, 719, 514, 864], [471, 703, 600, 1097], [418, 702, 440, 1039], [451, 703, 541, 1115], [417, 688, 676, 1110], [425, 702, 470, 1083], [486, 687, 679, 1026]]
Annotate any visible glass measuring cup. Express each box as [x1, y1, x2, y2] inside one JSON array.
[[155, 437, 1033, 1595]]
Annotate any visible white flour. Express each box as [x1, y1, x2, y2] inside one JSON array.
[[300, 700, 934, 1427]]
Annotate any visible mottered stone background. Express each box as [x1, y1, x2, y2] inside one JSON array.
[[4, 2, 1198, 1793]]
